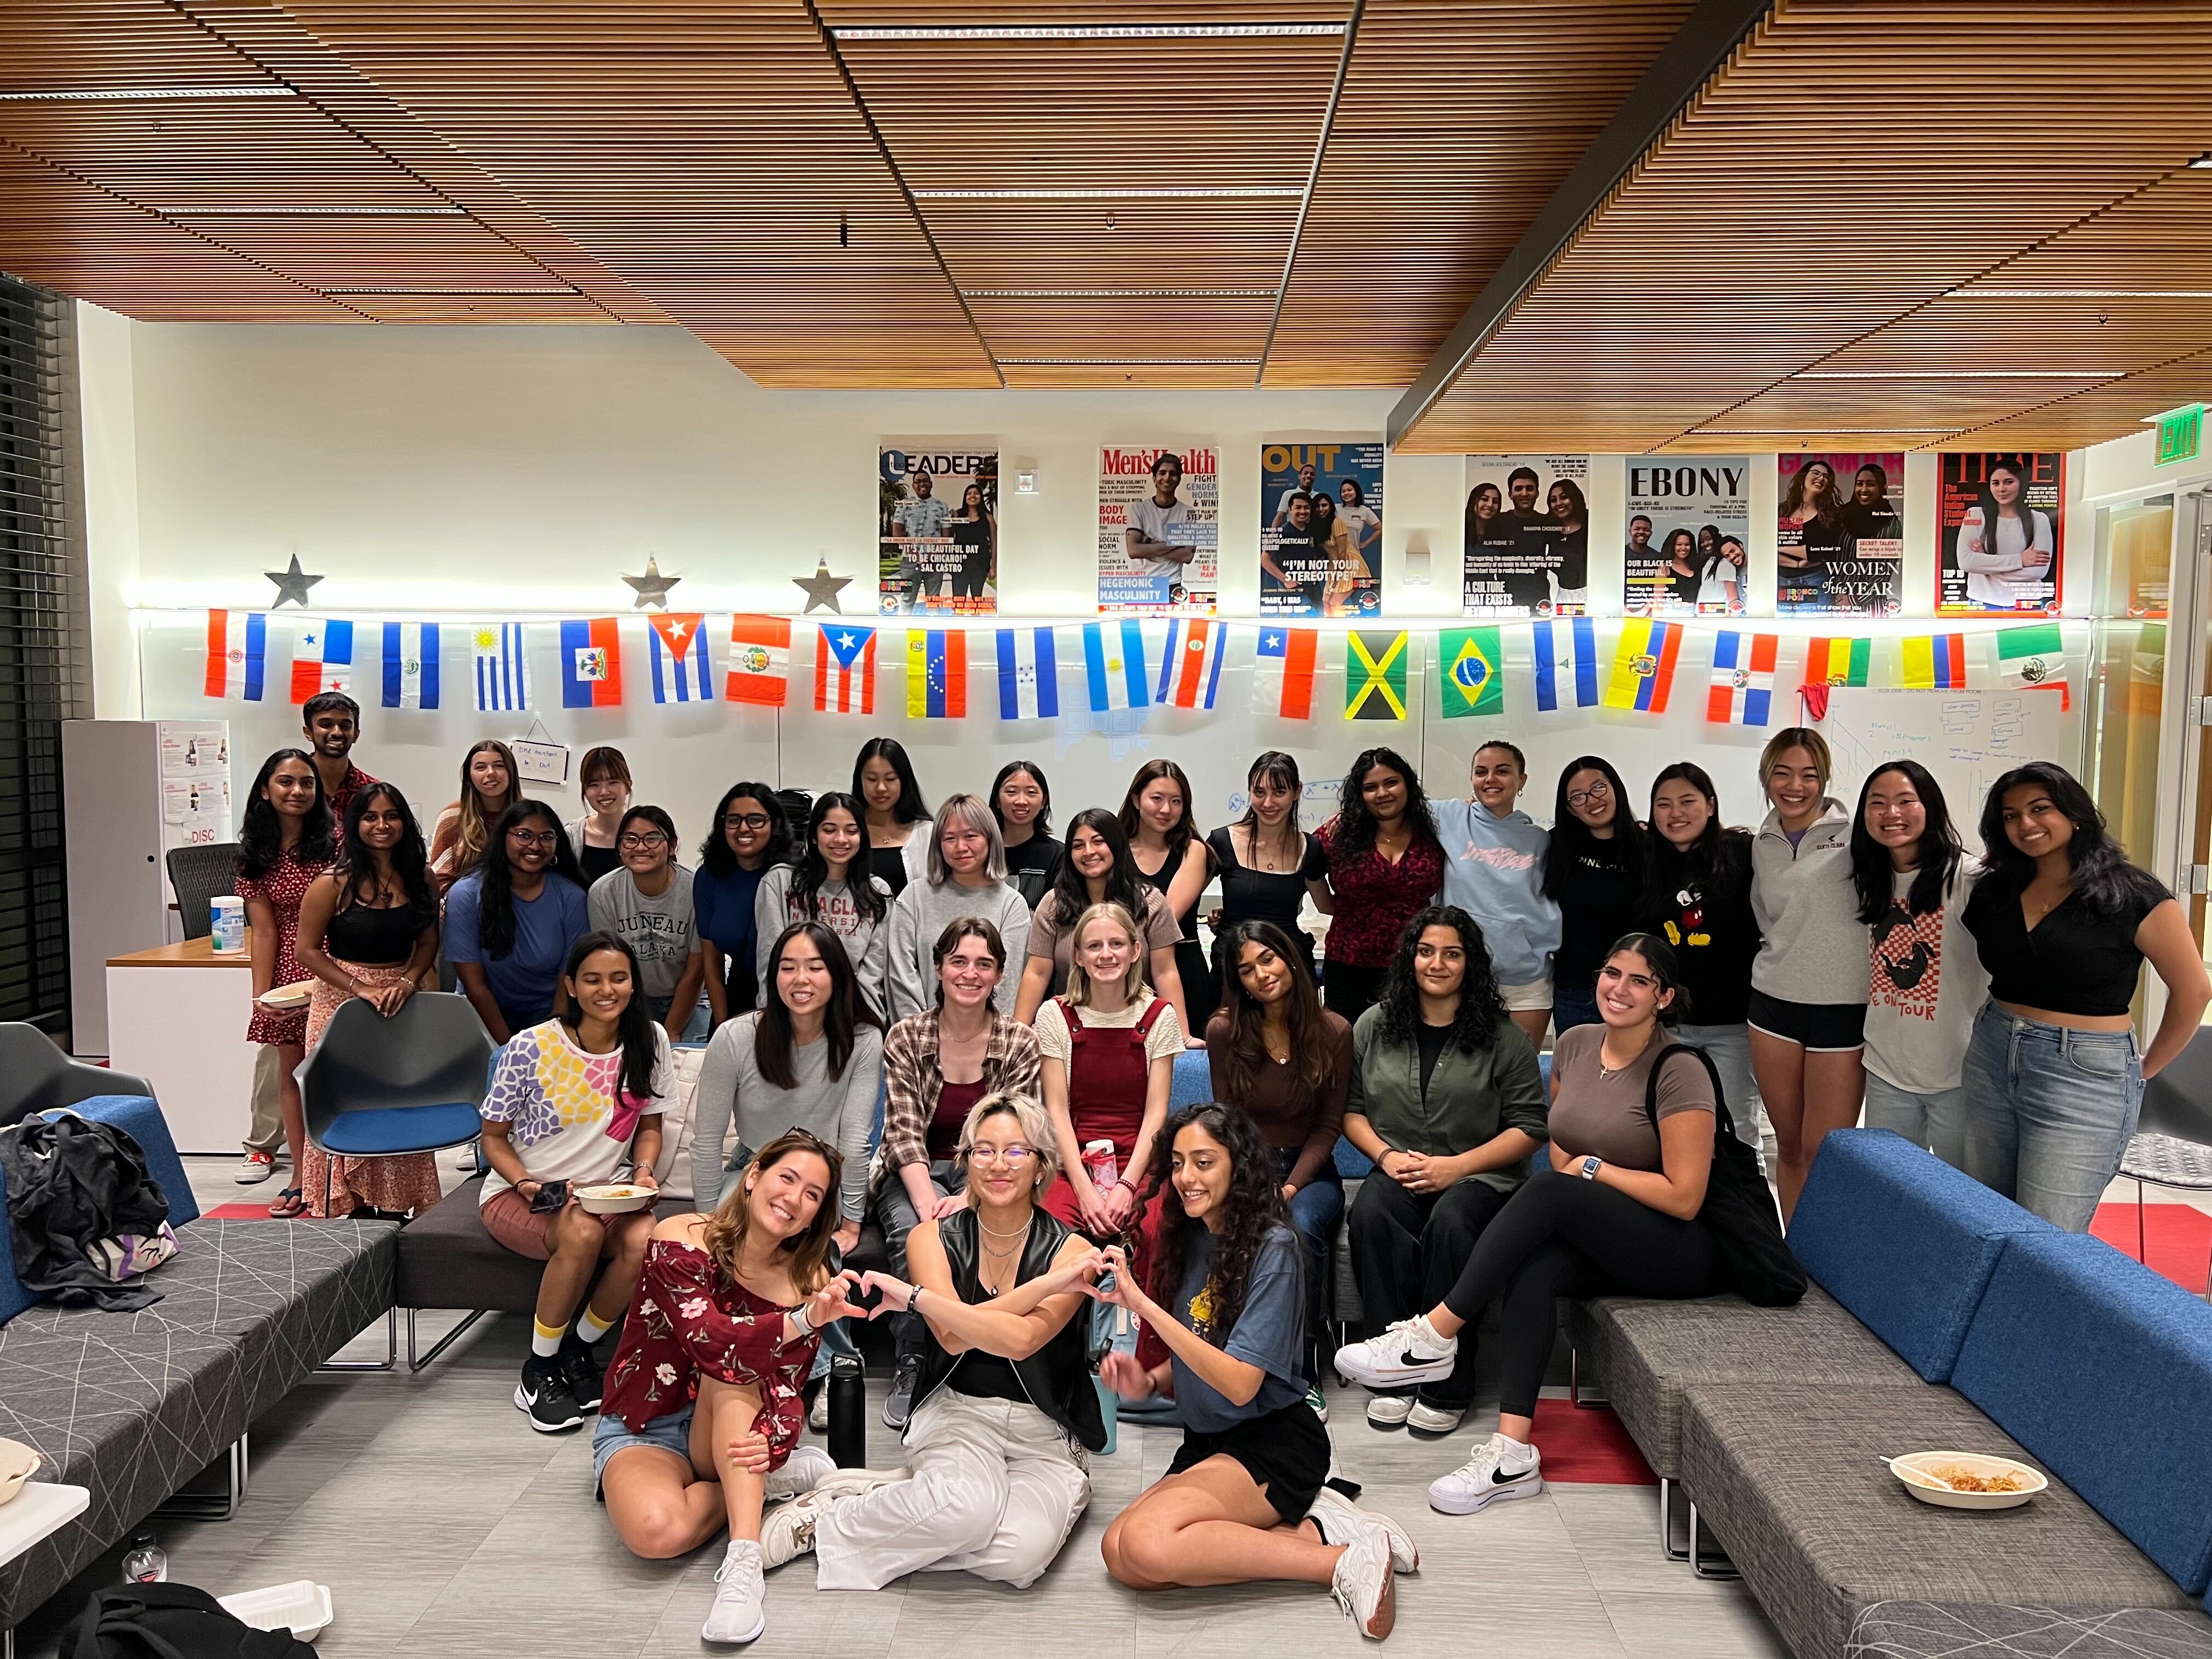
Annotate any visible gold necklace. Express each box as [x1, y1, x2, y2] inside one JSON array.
[[1598, 1025, 1655, 1081]]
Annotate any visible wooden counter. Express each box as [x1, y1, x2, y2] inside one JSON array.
[[108, 936, 254, 969], [106, 936, 257, 1152]]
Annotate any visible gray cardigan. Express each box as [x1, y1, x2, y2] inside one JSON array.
[[1345, 1006, 1549, 1194], [690, 1013, 882, 1218]]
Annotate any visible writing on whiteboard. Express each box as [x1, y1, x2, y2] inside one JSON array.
[[1819, 687, 2069, 821]]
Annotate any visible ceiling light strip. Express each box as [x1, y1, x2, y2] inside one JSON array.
[[832, 23, 1344, 40], [1956, 287, 2212, 299], [1791, 369, 2120, 381], [321, 286, 579, 295], [1703, 428, 1959, 436], [913, 188, 1301, 200], [168, 206, 470, 217], [0, 84, 296, 101], [998, 357, 1261, 365], [967, 289, 1280, 298]]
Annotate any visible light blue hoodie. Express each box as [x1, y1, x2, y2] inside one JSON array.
[[1433, 797, 1562, 988]]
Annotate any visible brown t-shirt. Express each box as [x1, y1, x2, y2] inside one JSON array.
[[1545, 1025, 1714, 1173], [1204, 1009, 1353, 1191], [1027, 887, 1183, 993]]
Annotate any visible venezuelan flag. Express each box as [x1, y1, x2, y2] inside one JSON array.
[[1604, 618, 1681, 713]]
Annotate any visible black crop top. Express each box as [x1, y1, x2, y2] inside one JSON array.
[[325, 900, 428, 967], [1961, 875, 2166, 1018]]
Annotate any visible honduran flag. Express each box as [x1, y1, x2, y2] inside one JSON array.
[[816, 624, 878, 714], [1532, 616, 1599, 712], [996, 626, 1061, 721], [1253, 624, 1317, 720], [381, 622, 439, 709], [204, 610, 267, 701], [906, 629, 967, 719], [560, 618, 624, 708], [648, 612, 714, 703], [1706, 630, 1778, 726], [1082, 619, 1151, 713], [1604, 617, 1682, 713], [1900, 633, 1968, 690], [289, 617, 354, 702], [1156, 618, 1228, 710]]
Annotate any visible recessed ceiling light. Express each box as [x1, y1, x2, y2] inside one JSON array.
[[1791, 369, 2120, 381], [0, 84, 296, 101], [998, 357, 1261, 365], [915, 188, 1301, 200], [2190, 151, 2212, 169], [1703, 428, 1957, 436], [168, 205, 470, 217], [832, 23, 1345, 40], [967, 289, 1280, 298], [1957, 287, 2212, 299], [323, 287, 577, 295]]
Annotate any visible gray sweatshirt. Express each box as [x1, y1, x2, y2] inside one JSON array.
[[752, 864, 893, 1019], [1433, 797, 1563, 987], [885, 877, 1030, 1022], [1750, 799, 1870, 1004], [690, 1013, 883, 1216]]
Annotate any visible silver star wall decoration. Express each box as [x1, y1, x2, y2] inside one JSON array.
[[620, 556, 682, 610], [793, 560, 853, 615], [264, 554, 324, 608]]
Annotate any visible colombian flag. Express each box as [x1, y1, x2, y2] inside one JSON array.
[[1604, 618, 1681, 713], [559, 618, 623, 708], [1900, 634, 1967, 690]]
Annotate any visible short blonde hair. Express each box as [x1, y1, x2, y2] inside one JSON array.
[[956, 1090, 1059, 1194], [1063, 900, 1149, 1007], [927, 792, 1008, 885], [1758, 726, 1832, 792]]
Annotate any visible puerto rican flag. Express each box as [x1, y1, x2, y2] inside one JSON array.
[[289, 617, 354, 702], [816, 624, 877, 714], [204, 610, 267, 701], [1156, 618, 1228, 710], [1706, 630, 1778, 726]]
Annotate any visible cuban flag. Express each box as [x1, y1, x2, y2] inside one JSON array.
[[289, 617, 354, 702], [1254, 624, 1317, 719], [381, 622, 439, 709], [816, 624, 877, 714], [1156, 618, 1228, 710], [473, 623, 530, 712], [996, 627, 1061, 721], [1706, 630, 1778, 727], [1532, 616, 1599, 712], [204, 610, 267, 701], [1082, 619, 1151, 713], [648, 612, 714, 703], [560, 618, 624, 708]]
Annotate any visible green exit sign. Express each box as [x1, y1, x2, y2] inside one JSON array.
[[2155, 403, 2204, 466]]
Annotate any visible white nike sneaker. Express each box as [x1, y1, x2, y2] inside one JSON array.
[[1427, 1432, 1544, 1516], [1328, 1523, 1397, 1639], [764, 1444, 834, 1502], [1366, 1393, 1414, 1429], [1311, 1485, 1419, 1574], [1407, 1400, 1466, 1435], [701, 1538, 766, 1645], [759, 1486, 839, 1568], [1335, 1315, 1458, 1391]]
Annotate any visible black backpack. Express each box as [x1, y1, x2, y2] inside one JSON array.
[[1642, 1043, 1807, 1307], [0, 1113, 172, 1311], [64, 1584, 317, 1658]]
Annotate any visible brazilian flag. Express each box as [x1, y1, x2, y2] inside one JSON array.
[[1439, 626, 1504, 718], [1345, 629, 1408, 720]]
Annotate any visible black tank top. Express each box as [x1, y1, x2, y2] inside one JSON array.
[[325, 900, 425, 966]]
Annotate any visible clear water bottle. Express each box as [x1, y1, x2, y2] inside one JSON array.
[[121, 1531, 166, 1584], [1082, 1138, 1118, 1192]]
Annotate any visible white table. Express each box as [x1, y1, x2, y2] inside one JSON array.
[[2, 1481, 91, 1657], [106, 937, 257, 1154]]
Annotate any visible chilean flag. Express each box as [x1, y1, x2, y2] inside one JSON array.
[[560, 617, 624, 708], [204, 610, 267, 701], [1254, 624, 1316, 719], [1157, 618, 1228, 710]]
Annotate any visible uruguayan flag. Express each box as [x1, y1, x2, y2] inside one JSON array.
[[473, 622, 529, 712], [996, 627, 1061, 721]]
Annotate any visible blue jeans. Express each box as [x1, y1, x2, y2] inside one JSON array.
[[1862, 1073, 1967, 1171], [1277, 1149, 1344, 1384], [1962, 1003, 2142, 1233], [647, 994, 712, 1043], [1553, 985, 1601, 1035], [1678, 1021, 1763, 1159]]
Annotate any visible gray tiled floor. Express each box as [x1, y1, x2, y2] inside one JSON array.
[[12, 1156, 1792, 1656]]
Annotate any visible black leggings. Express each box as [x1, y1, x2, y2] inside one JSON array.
[[1441, 1170, 1720, 1418]]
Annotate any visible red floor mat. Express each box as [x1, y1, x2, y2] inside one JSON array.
[[1528, 1396, 1657, 1485], [202, 1201, 285, 1219], [2090, 1201, 2211, 1294]]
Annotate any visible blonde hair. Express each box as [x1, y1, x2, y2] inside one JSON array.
[[955, 1090, 1059, 1195], [698, 1130, 840, 1300], [927, 792, 1008, 885], [1063, 900, 1149, 1007], [1758, 726, 1833, 794]]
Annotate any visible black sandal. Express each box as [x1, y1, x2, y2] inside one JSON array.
[[268, 1187, 307, 1218]]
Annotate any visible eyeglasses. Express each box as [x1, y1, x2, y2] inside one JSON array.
[[1566, 782, 1612, 808], [966, 1146, 1036, 1165], [507, 829, 558, 848], [724, 812, 771, 831], [618, 832, 668, 850]]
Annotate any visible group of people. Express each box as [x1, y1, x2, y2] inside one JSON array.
[[1624, 516, 1748, 613], [1464, 469, 1592, 612], [231, 701, 2207, 1646]]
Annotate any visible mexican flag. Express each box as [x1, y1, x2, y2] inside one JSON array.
[[1997, 623, 2070, 710]]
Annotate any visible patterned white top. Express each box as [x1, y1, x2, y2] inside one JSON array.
[[478, 1018, 672, 1204]]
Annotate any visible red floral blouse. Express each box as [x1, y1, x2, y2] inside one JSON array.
[[601, 1239, 820, 1469], [1315, 820, 1445, 968]]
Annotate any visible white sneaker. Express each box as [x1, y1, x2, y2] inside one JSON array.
[[808, 1390, 830, 1433], [1305, 1384, 1330, 1424], [1407, 1400, 1466, 1435], [759, 1487, 836, 1568], [701, 1539, 766, 1645], [1365, 1393, 1414, 1429], [1427, 1432, 1543, 1515], [1327, 1523, 1397, 1639], [1311, 1485, 1419, 1574], [235, 1149, 275, 1185], [1335, 1316, 1457, 1391], [764, 1444, 834, 1502]]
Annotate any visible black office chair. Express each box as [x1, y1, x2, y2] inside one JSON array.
[[0, 1024, 157, 1130], [166, 841, 243, 940], [2118, 1025, 2212, 1295]]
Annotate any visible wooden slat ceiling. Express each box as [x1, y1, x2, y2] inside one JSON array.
[[1393, 0, 2212, 453]]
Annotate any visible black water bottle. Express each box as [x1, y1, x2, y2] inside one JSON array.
[[827, 1352, 866, 1468]]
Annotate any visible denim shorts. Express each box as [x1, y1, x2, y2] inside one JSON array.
[[592, 1400, 694, 1492]]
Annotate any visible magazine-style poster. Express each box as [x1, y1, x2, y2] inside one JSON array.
[[1098, 445, 1218, 614], [1259, 439, 1383, 618], [1937, 452, 2064, 614], [879, 445, 998, 616], [1462, 455, 1592, 617], [1622, 456, 1751, 616], [1776, 452, 1905, 616]]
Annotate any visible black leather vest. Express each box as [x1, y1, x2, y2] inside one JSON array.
[[909, 1206, 1107, 1453]]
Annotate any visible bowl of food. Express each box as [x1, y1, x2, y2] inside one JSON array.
[[1887, 1451, 2047, 1510], [256, 982, 313, 1011], [0, 1438, 42, 1505], [574, 1183, 657, 1216]]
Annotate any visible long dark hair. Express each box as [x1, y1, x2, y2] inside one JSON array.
[[1969, 460, 2041, 555], [1850, 761, 1965, 923], [789, 792, 887, 927], [1544, 754, 1643, 898], [1047, 807, 1150, 924], [558, 930, 659, 1104], [1640, 761, 1751, 907], [1118, 759, 1197, 868], [853, 737, 930, 824], [1780, 459, 1845, 524], [1378, 903, 1507, 1051], [1331, 746, 1440, 861], [989, 760, 1052, 840], [334, 781, 437, 918], [236, 748, 332, 881], [1214, 921, 1336, 1102], [754, 921, 882, 1089], [478, 799, 583, 958], [698, 782, 791, 878], [1142, 1102, 1290, 1347], [1977, 761, 2169, 919]]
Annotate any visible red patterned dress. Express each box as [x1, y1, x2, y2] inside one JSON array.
[[235, 845, 328, 1048]]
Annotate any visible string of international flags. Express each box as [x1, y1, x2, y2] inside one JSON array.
[[201, 610, 2072, 727]]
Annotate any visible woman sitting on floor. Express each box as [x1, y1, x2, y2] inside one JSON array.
[[595, 1128, 878, 1647], [1097, 1102, 1417, 1643]]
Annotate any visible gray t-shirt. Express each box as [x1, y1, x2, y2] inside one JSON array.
[[1171, 1223, 1308, 1434], [586, 866, 701, 1000], [690, 1014, 883, 1218], [1865, 863, 1989, 1094]]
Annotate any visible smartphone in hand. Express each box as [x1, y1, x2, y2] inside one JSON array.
[[528, 1179, 569, 1214]]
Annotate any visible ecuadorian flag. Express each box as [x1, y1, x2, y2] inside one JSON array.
[[1604, 618, 1681, 713]]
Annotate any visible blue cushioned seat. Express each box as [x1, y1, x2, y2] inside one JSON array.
[[50, 1096, 201, 1228], [1953, 1229, 2212, 1595], [1789, 1128, 2055, 1382], [319, 1102, 488, 1158]]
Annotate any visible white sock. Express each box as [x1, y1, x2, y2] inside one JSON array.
[[531, 1318, 565, 1359], [574, 1307, 615, 1346], [1414, 1313, 1455, 1353], [1496, 1434, 1538, 1468]]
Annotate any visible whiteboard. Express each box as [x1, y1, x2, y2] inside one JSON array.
[[1817, 686, 2073, 830]]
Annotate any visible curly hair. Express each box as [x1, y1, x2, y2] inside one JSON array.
[[1329, 746, 1440, 862], [1141, 1102, 1290, 1347], [1377, 903, 1508, 1051], [697, 782, 792, 878]]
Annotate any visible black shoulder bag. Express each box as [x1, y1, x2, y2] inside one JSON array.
[[65, 1583, 317, 1658], [1644, 1043, 1805, 1307]]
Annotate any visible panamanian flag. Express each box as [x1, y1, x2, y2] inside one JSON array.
[[289, 617, 354, 702]]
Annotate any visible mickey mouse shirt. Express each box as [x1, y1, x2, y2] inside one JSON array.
[[1864, 864, 1989, 1094]]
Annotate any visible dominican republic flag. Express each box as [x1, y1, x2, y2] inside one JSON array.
[[289, 617, 354, 702], [1254, 624, 1317, 719], [473, 623, 530, 712], [1900, 633, 1968, 690], [1082, 619, 1151, 713], [996, 626, 1061, 721], [1156, 618, 1228, 710], [1605, 618, 1682, 713], [724, 615, 790, 707], [560, 618, 624, 708], [381, 622, 439, 709], [906, 629, 967, 719], [648, 612, 714, 703], [1706, 630, 1778, 726], [204, 610, 267, 701], [1532, 616, 1598, 712], [816, 624, 877, 714]]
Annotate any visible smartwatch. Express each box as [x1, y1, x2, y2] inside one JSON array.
[[1579, 1155, 1603, 1181]]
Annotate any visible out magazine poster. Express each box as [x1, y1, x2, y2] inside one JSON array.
[[1622, 456, 1750, 616], [1463, 454, 1591, 616], [1776, 452, 1904, 616], [1259, 438, 1383, 618], [1099, 444, 1218, 613]]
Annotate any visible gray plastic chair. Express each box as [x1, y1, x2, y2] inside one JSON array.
[[166, 842, 242, 940], [298, 992, 494, 1216], [0, 1024, 156, 1130], [2118, 1024, 2212, 1294]]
